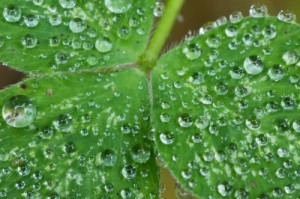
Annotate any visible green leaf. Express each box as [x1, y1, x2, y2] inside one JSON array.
[[0, 0, 155, 72], [0, 68, 159, 198], [152, 16, 300, 198]]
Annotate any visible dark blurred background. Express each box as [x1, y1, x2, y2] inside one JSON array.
[[1, 1, 299, 198]]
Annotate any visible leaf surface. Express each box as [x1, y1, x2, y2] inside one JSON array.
[[0, 0, 155, 72], [152, 16, 300, 198]]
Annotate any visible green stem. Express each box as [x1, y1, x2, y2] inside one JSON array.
[[140, 0, 185, 70]]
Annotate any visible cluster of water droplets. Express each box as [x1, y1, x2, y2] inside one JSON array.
[[155, 3, 300, 198]]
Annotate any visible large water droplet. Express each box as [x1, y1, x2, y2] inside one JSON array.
[[53, 114, 73, 133], [243, 55, 264, 75], [249, 4, 268, 18], [282, 50, 299, 65], [3, 5, 22, 22], [59, 0, 76, 9], [21, 34, 38, 48], [69, 18, 86, 33], [121, 165, 136, 179], [159, 131, 174, 144], [229, 11, 243, 23], [104, 0, 133, 13], [2, 95, 36, 128], [101, 149, 117, 167], [277, 10, 296, 23], [95, 37, 113, 53], [263, 24, 276, 39], [24, 14, 39, 27], [183, 43, 201, 60], [268, 64, 284, 81], [131, 144, 151, 163], [178, 113, 193, 128]]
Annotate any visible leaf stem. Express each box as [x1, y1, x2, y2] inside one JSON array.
[[140, 0, 185, 70]]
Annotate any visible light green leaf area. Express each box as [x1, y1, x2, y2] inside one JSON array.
[[0, 68, 159, 198], [152, 16, 300, 198], [0, 0, 155, 73]]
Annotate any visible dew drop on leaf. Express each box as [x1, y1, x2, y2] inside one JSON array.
[[24, 14, 39, 27], [2, 95, 36, 128], [182, 43, 201, 60], [21, 34, 38, 48], [101, 149, 117, 167], [121, 165, 136, 179], [59, 0, 76, 9], [217, 181, 233, 196], [249, 4, 268, 18], [104, 0, 133, 13], [153, 1, 165, 17], [229, 11, 243, 23], [32, 0, 44, 6], [49, 14, 62, 26], [277, 10, 296, 23], [159, 131, 174, 144], [243, 55, 264, 75], [178, 113, 193, 128], [131, 144, 151, 163], [268, 64, 284, 81], [53, 114, 73, 133], [95, 37, 113, 53], [3, 5, 22, 23], [69, 18, 86, 33], [282, 50, 299, 65], [55, 52, 69, 65]]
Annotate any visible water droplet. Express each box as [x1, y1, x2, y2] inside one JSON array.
[[153, 1, 165, 17], [268, 64, 284, 81], [277, 10, 296, 23], [69, 18, 86, 33], [49, 36, 60, 47], [243, 55, 264, 75], [263, 24, 276, 39], [15, 181, 25, 190], [24, 14, 39, 27], [225, 25, 238, 37], [59, 0, 76, 9], [131, 144, 151, 163], [191, 133, 203, 143], [17, 164, 31, 176], [214, 82, 228, 95], [160, 112, 170, 123], [122, 165, 136, 179], [281, 96, 295, 110], [217, 181, 233, 196], [292, 120, 300, 132], [33, 0, 44, 6], [183, 43, 201, 60], [246, 116, 261, 130], [40, 126, 54, 138], [282, 50, 299, 65], [95, 37, 113, 53], [284, 184, 295, 194], [249, 4, 268, 18], [229, 11, 243, 23], [104, 0, 133, 13], [64, 142, 76, 153], [206, 34, 221, 48], [195, 116, 209, 129], [229, 67, 244, 79], [234, 188, 249, 199], [49, 14, 62, 26], [234, 86, 248, 98], [53, 114, 73, 133], [3, 5, 22, 22], [277, 148, 288, 158], [101, 149, 117, 167], [22, 34, 37, 48], [159, 131, 174, 144], [2, 95, 36, 128], [255, 134, 267, 145], [55, 52, 69, 65], [117, 26, 131, 39], [242, 34, 253, 45], [120, 188, 132, 198], [178, 113, 193, 128]]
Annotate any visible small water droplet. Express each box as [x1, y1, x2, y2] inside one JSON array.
[[24, 14, 39, 27], [69, 18, 86, 33], [22, 34, 37, 48], [234, 188, 249, 199], [101, 149, 117, 167], [17, 164, 31, 176], [195, 116, 209, 129], [262, 24, 276, 39], [183, 43, 201, 60], [243, 55, 264, 75], [249, 4, 268, 18], [217, 181, 233, 196], [55, 52, 69, 65], [53, 114, 73, 133], [281, 96, 295, 110], [120, 188, 132, 198], [2, 95, 36, 128], [225, 25, 238, 37], [214, 82, 228, 95], [229, 11, 243, 23], [59, 0, 76, 9], [104, 0, 133, 13], [178, 113, 193, 128], [32, 0, 44, 6], [206, 34, 221, 48], [282, 50, 299, 65], [153, 1, 165, 17], [159, 131, 174, 144], [292, 120, 300, 132], [95, 37, 113, 53], [268, 64, 284, 81], [3, 5, 22, 22], [277, 10, 296, 23], [49, 14, 62, 26], [122, 165, 136, 179], [131, 144, 151, 163], [246, 116, 261, 130]]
